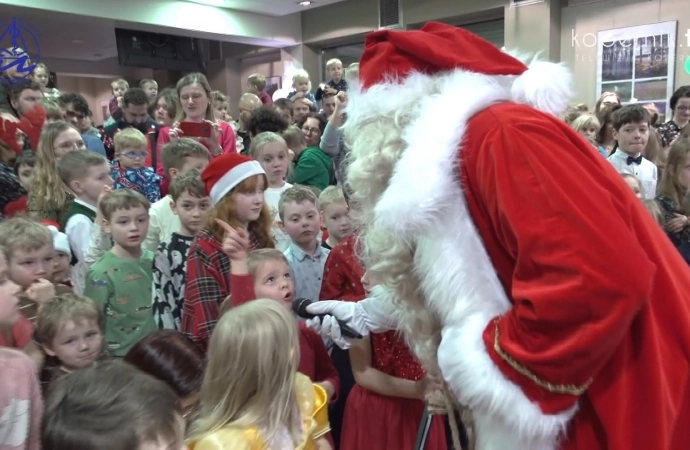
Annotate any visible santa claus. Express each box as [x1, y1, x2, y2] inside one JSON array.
[[308, 22, 690, 450]]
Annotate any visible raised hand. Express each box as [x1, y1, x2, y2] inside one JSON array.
[[26, 278, 56, 306], [215, 219, 250, 261]]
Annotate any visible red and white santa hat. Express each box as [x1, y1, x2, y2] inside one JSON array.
[[347, 21, 572, 123], [202, 153, 265, 205]]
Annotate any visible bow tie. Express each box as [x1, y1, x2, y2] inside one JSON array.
[[626, 155, 643, 165]]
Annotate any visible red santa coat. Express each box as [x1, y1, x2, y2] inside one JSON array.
[[348, 64, 690, 448]]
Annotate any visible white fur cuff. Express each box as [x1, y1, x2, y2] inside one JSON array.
[[438, 314, 576, 450]]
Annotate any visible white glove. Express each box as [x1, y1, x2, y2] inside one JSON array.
[[306, 315, 352, 349]]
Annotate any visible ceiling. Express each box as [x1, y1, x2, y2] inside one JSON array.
[[182, 0, 349, 16]]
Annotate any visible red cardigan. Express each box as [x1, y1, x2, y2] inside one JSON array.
[[156, 121, 237, 177], [319, 233, 366, 302], [229, 272, 340, 399]]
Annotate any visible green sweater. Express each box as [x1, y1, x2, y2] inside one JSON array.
[[290, 146, 334, 191], [83, 249, 157, 358]]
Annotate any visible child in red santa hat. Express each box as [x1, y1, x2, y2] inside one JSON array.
[[181, 153, 274, 353]]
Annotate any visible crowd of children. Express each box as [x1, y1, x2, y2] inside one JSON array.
[[1, 51, 690, 450]]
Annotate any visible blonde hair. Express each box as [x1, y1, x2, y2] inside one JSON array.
[[247, 73, 266, 91], [563, 103, 589, 125], [111, 78, 129, 90], [344, 63, 359, 84], [278, 185, 318, 221], [249, 132, 287, 160], [31, 121, 78, 212], [318, 185, 346, 211], [281, 125, 306, 150], [139, 79, 157, 88], [99, 189, 150, 221], [57, 150, 108, 187], [620, 173, 643, 196], [211, 91, 228, 104], [114, 127, 147, 155], [34, 293, 103, 347], [643, 199, 664, 226], [344, 96, 441, 376], [187, 299, 300, 446], [326, 58, 342, 70], [176, 73, 214, 122], [247, 248, 289, 279], [292, 69, 309, 84], [0, 216, 52, 258], [39, 98, 65, 121], [571, 113, 600, 134], [658, 137, 690, 208]]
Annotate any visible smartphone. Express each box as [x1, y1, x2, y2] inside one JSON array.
[[179, 121, 212, 138]]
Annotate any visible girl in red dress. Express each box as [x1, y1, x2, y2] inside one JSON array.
[[340, 271, 446, 450]]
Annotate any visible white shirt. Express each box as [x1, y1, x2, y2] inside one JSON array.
[[265, 183, 293, 251], [144, 195, 180, 252], [607, 149, 657, 199], [65, 199, 98, 295]]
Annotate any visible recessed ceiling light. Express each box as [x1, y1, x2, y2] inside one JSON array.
[[298, 1, 313, 5], [72, 39, 84, 44]]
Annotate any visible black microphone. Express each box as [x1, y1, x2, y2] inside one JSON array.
[[292, 298, 363, 340]]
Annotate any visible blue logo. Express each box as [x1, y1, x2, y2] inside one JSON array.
[[0, 17, 39, 84]]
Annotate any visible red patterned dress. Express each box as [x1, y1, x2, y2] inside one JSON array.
[[339, 331, 446, 450]]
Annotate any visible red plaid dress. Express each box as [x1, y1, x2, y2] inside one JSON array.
[[181, 228, 260, 353]]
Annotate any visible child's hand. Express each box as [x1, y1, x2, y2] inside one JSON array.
[[292, 91, 304, 100], [26, 279, 56, 305], [415, 374, 443, 401], [325, 87, 338, 96], [666, 213, 688, 233], [216, 219, 250, 261], [116, 96, 124, 108]]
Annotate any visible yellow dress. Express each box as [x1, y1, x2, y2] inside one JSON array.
[[189, 373, 330, 450]]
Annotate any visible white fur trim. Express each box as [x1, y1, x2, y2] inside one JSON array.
[[47, 225, 71, 258], [209, 160, 264, 205], [358, 67, 577, 446], [511, 58, 573, 117]]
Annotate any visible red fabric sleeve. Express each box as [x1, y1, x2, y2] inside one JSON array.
[[0, 315, 34, 348], [307, 326, 340, 401], [466, 109, 656, 412], [182, 235, 230, 353], [219, 122, 237, 155], [155, 127, 171, 176], [319, 238, 366, 302], [2, 195, 28, 217], [109, 97, 122, 120], [229, 274, 257, 307]]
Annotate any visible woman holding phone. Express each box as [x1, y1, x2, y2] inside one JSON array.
[[155, 73, 237, 176]]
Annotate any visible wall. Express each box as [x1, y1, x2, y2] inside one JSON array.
[[57, 76, 116, 126], [561, 0, 690, 106], [41, 57, 154, 80]]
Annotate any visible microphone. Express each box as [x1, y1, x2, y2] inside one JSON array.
[[292, 298, 363, 340]]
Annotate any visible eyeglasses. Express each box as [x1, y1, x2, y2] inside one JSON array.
[[54, 141, 86, 151], [676, 106, 690, 112], [302, 127, 321, 135], [121, 150, 148, 160]]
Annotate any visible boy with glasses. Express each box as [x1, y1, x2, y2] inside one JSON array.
[[111, 128, 162, 202]]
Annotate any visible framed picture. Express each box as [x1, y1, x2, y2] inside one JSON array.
[[596, 21, 677, 121], [266, 76, 282, 98]]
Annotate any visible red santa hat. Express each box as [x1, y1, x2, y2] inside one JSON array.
[[202, 153, 264, 205], [346, 21, 571, 126]]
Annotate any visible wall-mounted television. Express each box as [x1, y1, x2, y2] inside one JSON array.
[[115, 28, 205, 72]]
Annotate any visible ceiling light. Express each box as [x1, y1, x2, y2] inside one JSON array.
[[298, 1, 313, 5], [72, 39, 84, 44], [187, 0, 225, 6]]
